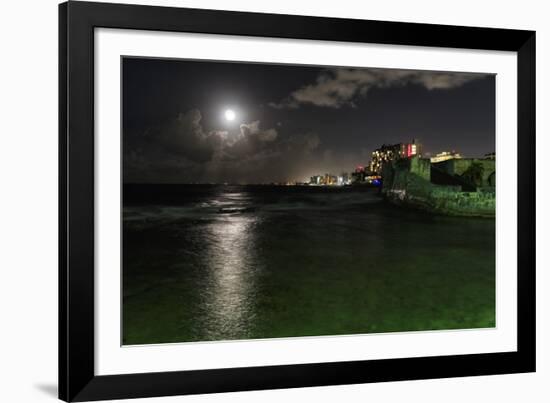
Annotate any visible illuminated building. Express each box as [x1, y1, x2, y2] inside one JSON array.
[[340, 172, 351, 185], [369, 146, 400, 173], [400, 139, 423, 158], [369, 139, 423, 173], [309, 175, 322, 185], [352, 166, 367, 183], [430, 151, 462, 163], [309, 174, 339, 186], [323, 174, 338, 185]]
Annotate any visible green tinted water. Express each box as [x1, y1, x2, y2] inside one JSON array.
[[122, 186, 495, 345]]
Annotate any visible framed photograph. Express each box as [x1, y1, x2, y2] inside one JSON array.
[[59, 1, 535, 401]]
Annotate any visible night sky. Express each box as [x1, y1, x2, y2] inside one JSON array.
[[123, 57, 495, 184]]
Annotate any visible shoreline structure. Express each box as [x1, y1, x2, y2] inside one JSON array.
[[381, 155, 495, 217]]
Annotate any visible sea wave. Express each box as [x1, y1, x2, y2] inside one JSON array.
[[123, 187, 383, 226]]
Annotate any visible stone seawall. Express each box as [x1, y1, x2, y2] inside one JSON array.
[[429, 187, 495, 217], [382, 157, 495, 217]]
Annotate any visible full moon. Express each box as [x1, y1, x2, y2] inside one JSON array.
[[224, 109, 236, 121]]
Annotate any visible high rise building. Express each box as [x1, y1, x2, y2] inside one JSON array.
[[400, 139, 423, 158], [369, 144, 401, 173], [369, 139, 423, 173]]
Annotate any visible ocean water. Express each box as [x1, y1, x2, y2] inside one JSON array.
[[122, 184, 495, 345]]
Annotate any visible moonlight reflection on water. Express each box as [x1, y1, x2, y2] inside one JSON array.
[[200, 194, 259, 340]]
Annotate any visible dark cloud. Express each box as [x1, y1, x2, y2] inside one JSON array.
[[123, 109, 321, 184], [270, 68, 490, 109], [160, 109, 228, 162]]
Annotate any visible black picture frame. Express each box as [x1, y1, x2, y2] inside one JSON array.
[[59, 1, 536, 401]]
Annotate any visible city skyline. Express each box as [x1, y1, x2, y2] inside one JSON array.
[[123, 57, 495, 184]]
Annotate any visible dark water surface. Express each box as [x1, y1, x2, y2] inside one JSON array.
[[122, 185, 495, 345]]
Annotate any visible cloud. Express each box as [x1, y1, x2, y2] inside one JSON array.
[[239, 120, 278, 142], [155, 109, 228, 162], [270, 67, 488, 109], [123, 109, 319, 183], [123, 109, 231, 182]]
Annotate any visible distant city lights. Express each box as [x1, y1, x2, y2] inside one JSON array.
[[288, 139, 491, 187]]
